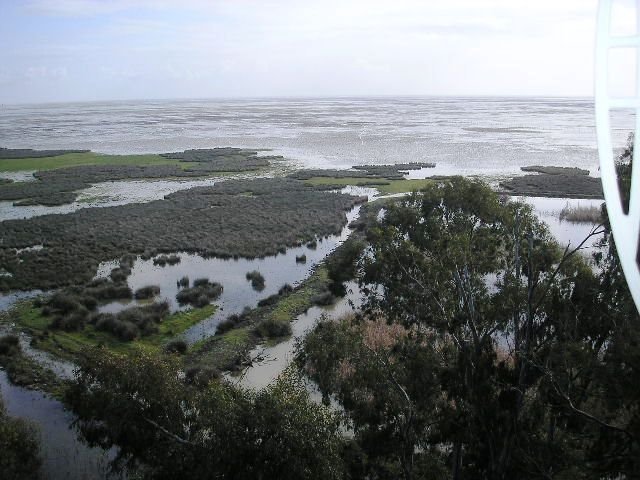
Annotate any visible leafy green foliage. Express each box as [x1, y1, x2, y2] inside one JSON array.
[[66, 348, 344, 479], [300, 177, 640, 479]]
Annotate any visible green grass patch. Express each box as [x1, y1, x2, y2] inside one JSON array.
[[378, 179, 434, 194], [0, 152, 179, 172], [187, 326, 252, 372], [269, 267, 328, 323], [3, 302, 215, 361], [304, 176, 434, 195]]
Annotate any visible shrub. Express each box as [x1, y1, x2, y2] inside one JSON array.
[[216, 313, 243, 334], [0, 335, 20, 356], [153, 254, 181, 267], [295, 254, 307, 264], [85, 282, 132, 301], [245, 270, 265, 291], [167, 254, 181, 265], [110, 267, 130, 282], [257, 294, 280, 307], [278, 283, 294, 296], [47, 292, 82, 314], [306, 239, 317, 249], [134, 285, 161, 300], [49, 309, 88, 331], [310, 291, 336, 306], [176, 281, 223, 308], [177, 276, 189, 288], [256, 317, 292, 338], [94, 302, 169, 341], [184, 365, 220, 387], [165, 339, 188, 355]]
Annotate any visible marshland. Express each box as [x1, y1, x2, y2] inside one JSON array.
[[0, 90, 638, 480]]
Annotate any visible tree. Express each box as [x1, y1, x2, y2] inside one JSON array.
[[66, 347, 345, 480], [299, 176, 640, 479]]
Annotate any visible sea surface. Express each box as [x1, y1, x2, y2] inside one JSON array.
[[0, 96, 634, 178]]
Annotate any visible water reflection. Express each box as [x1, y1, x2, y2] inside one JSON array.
[[0, 372, 117, 480]]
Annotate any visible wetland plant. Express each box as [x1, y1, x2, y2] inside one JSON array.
[[176, 280, 223, 308], [255, 317, 292, 338], [164, 339, 188, 355], [0, 334, 20, 356], [134, 285, 161, 300], [245, 270, 265, 291]]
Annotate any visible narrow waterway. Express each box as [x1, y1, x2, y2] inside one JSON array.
[[0, 371, 117, 480]]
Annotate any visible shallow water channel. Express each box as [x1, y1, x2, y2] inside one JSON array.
[[96, 204, 363, 343], [0, 371, 118, 480]]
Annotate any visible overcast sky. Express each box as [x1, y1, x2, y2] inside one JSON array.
[[0, 0, 635, 104]]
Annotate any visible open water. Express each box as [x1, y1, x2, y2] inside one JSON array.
[[0, 96, 633, 177]]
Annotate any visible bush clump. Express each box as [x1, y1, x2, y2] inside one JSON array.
[[93, 301, 170, 341], [216, 313, 245, 335], [41, 280, 134, 333], [84, 279, 132, 301], [177, 276, 189, 288], [0, 335, 20, 356], [245, 270, 265, 291], [256, 317, 292, 338], [134, 285, 161, 300], [295, 254, 307, 264], [257, 294, 280, 308], [184, 365, 220, 387], [310, 290, 336, 307], [153, 254, 181, 267], [176, 280, 223, 308], [165, 339, 188, 355], [110, 267, 131, 283]]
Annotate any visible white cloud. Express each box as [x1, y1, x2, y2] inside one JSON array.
[[2, 0, 623, 101]]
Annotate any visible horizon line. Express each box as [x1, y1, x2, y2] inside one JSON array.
[[0, 92, 595, 108]]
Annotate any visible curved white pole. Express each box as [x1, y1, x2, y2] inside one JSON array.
[[595, 0, 640, 312]]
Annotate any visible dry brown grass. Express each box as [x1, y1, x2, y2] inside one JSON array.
[[559, 203, 603, 223]]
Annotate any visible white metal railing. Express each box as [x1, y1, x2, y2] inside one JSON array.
[[595, 0, 640, 312]]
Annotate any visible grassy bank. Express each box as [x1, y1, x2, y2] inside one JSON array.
[[2, 303, 216, 361], [0, 152, 179, 172], [187, 266, 332, 373]]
